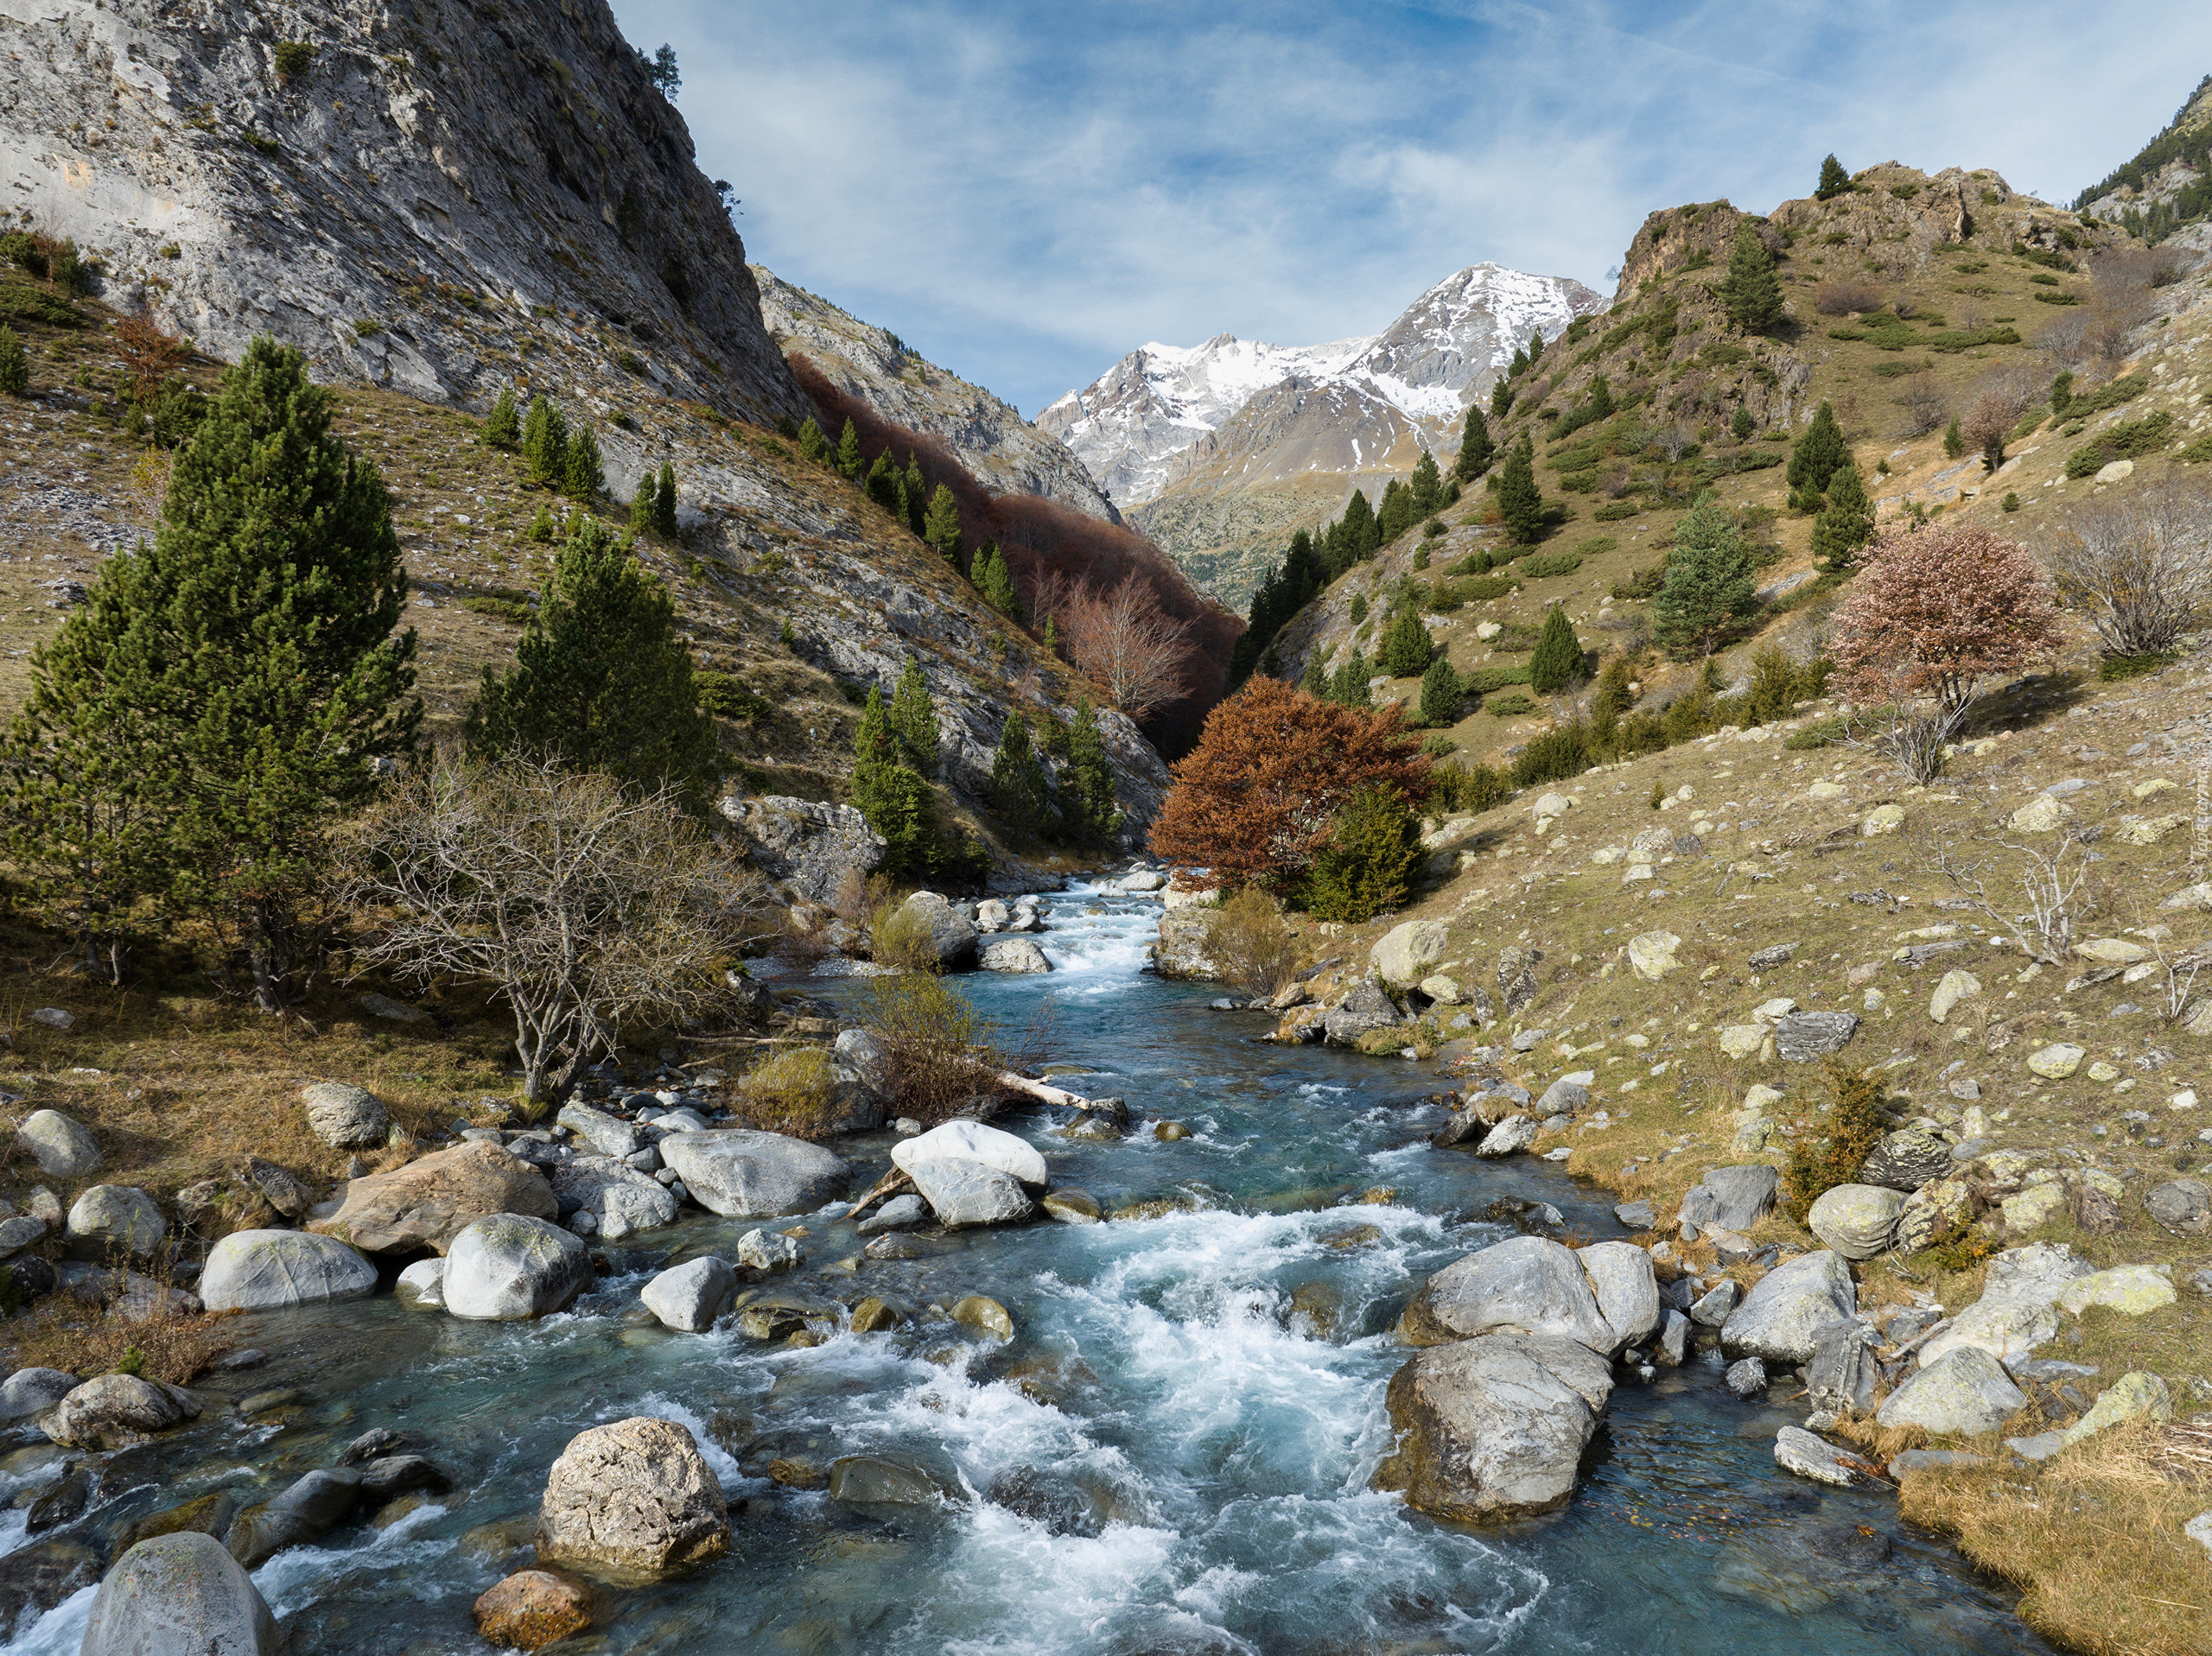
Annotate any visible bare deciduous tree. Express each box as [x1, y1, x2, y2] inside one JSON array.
[[1921, 829, 2098, 968], [1059, 575, 1192, 719], [344, 757, 766, 1109], [2048, 479, 2212, 657]]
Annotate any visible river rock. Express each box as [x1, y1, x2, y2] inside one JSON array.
[[1372, 1333, 1614, 1520], [1678, 1164, 1778, 1233], [902, 1157, 1035, 1228], [42, 1373, 199, 1449], [302, 1081, 392, 1149], [736, 1228, 803, 1272], [953, 1294, 1015, 1338], [0, 1367, 77, 1423], [227, 1468, 362, 1568], [893, 1120, 1048, 1188], [895, 891, 980, 970], [444, 1214, 590, 1320], [83, 1532, 280, 1656], [1322, 977, 1404, 1045], [199, 1229, 378, 1313], [2145, 1177, 2211, 1234], [474, 1569, 595, 1652], [1576, 1241, 1659, 1349], [980, 938, 1052, 974], [1877, 1346, 2027, 1437], [556, 1101, 640, 1158], [550, 1155, 678, 1240], [536, 1417, 729, 1583], [856, 1193, 928, 1234], [1042, 1189, 1103, 1224], [658, 1130, 849, 1217], [1721, 1251, 1856, 1361], [395, 1259, 445, 1310], [1726, 1355, 1768, 1398], [15, 1108, 100, 1178], [1399, 1234, 1618, 1355], [1688, 1279, 1738, 1326], [1807, 1184, 1904, 1259], [828, 1454, 963, 1507], [1472, 1114, 1538, 1158], [641, 1256, 737, 1331], [64, 1184, 166, 1262], [1372, 920, 1449, 987], [1774, 1426, 1869, 1487], [1776, 1012, 1859, 1063], [310, 1140, 559, 1254]]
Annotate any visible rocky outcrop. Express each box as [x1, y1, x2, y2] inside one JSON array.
[[82, 1532, 280, 1656], [715, 794, 886, 906], [1151, 910, 1221, 980], [309, 1140, 559, 1254], [536, 1418, 728, 1583], [199, 1229, 379, 1313], [443, 1214, 591, 1320], [658, 1130, 849, 1217]]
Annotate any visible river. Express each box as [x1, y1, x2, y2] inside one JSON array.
[[4, 882, 2048, 1654]]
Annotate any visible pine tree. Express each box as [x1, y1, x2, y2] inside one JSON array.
[[1815, 154, 1850, 200], [835, 418, 863, 479], [1529, 605, 1585, 693], [1418, 656, 1459, 727], [1585, 375, 1616, 422], [988, 711, 1050, 837], [1497, 435, 1544, 543], [1508, 346, 1529, 379], [1729, 404, 1754, 441], [1723, 222, 1784, 333], [1329, 647, 1371, 707], [797, 417, 831, 466], [1058, 699, 1119, 846], [864, 451, 902, 517], [1490, 378, 1514, 419], [464, 513, 716, 810], [1300, 784, 1419, 923], [1041, 614, 1059, 658], [561, 420, 603, 498], [888, 658, 939, 778], [1340, 489, 1380, 561], [902, 454, 928, 539], [1942, 416, 1964, 460], [629, 468, 660, 536], [1300, 650, 1329, 698], [1591, 655, 1634, 720], [1377, 479, 1414, 544], [975, 544, 1020, 618], [1378, 606, 1435, 677], [5, 337, 420, 1006], [1810, 461, 1874, 575], [1410, 448, 1443, 514], [1527, 329, 1545, 362], [1652, 493, 1758, 658], [653, 462, 678, 538], [923, 484, 963, 567], [482, 386, 519, 450], [851, 687, 938, 878], [1454, 403, 1494, 480], [1785, 402, 1849, 493], [525, 503, 557, 542], [522, 397, 568, 486], [0, 324, 24, 397]]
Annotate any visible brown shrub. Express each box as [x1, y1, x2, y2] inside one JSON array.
[[861, 974, 1009, 1126], [1815, 278, 1883, 315], [1204, 887, 1302, 998], [723, 1044, 841, 1139], [1781, 1061, 1887, 1222]]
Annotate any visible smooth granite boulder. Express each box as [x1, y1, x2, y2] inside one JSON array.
[[657, 1130, 849, 1218], [1398, 1235, 1618, 1355], [199, 1229, 378, 1313], [82, 1532, 279, 1656], [443, 1214, 591, 1321]]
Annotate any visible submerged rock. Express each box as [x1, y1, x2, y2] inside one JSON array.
[[536, 1418, 729, 1583], [227, 1469, 362, 1568], [1773, 1426, 1871, 1487]]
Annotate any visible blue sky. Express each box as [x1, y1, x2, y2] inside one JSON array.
[[609, 1, 2212, 419]]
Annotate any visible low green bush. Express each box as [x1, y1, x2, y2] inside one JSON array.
[[1457, 664, 1533, 696], [1521, 551, 1583, 578], [1592, 501, 1639, 522], [1486, 691, 1537, 716], [697, 669, 769, 719], [2100, 650, 2177, 682], [2065, 411, 2174, 476]]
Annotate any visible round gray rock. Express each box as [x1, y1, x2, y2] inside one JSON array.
[[83, 1532, 279, 1656], [65, 1185, 165, 1260], [41, 1373, 198, 1450], [0, 1367, 78, 1424], [658, 1129, 849, 1218], [443, 1214, 590, 1321], [301, 1081, 391, 1150], [14, 1108, 100, 1179], [2145, 1177, 2210, 1235], [641, 1256, 737, 1332], [1807, 1184, 1904, 1260], [979, 937, 1052, 974], [1721, 1250, 1856, 1361], [1398, 1235, 1617, 1355], [199, 1229, 378, 1313]]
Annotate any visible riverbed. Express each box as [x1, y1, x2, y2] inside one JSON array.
[[5, 883, 2048, 1654]]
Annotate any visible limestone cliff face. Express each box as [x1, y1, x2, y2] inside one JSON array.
[[0, 0, 807, 424], [753, 265, 1119, 523]]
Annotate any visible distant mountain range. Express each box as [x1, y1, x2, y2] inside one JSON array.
[[1037, 263, 1605, 601]]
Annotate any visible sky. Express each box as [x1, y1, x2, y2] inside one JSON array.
[[608, 0, 2212, 419]]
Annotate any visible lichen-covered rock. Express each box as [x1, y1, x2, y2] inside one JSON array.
[[536, 1418, 728, 1583], [82, 1532, 279, 1656], [1877, 1346, 2026, 1437], [199, 1229, 378, 1313], [1626, 930, 1681, 981], [473, 1569, 596, 1653], [2061, 1371, 2173, 1447], [443, 1214, 591, 1321], [1775, 1011, 1859, 1063], [1321, 977, 1403, 1046], [1807, 1184, 1904, 1260], [1861, 1130, 1955, 1191], [550, 1155, 679, 1241], [2054, 1266, 2177, 1317], [301, 1082, 392, 1149], [1720, 1251, 1855, 1362], [310, 1140, 558, 1254], [1927, 969, 1981, 1025], [41, 1373, 199, 1450], [2145, 1177, 2210, 1235], [2025, 1043, 2085, 1079], [1893, 1177, 1975, 1253], [1152, 910, 1221, 980], [717, 794, 887, 905]]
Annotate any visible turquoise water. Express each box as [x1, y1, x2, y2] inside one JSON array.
[[5, 885, 2047, 1654]]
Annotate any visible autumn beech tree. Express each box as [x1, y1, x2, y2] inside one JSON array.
[[1830, 523, 2066, 781], [1147, 676, 1429, 889], [1060, 575, 1192, 720]]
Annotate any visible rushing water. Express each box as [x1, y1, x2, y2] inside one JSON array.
[[6, 884, 2049, 1655]]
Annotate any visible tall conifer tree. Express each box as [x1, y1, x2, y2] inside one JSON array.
[[1722, 222, 1784, 333], [1497, 435, 1544, 542], [652, 463, 678, 537], [889, 659, 939, 778], [1454, 403, 1494, 479]]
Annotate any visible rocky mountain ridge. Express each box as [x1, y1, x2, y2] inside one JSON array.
[[2078, 73, 2212, 251]]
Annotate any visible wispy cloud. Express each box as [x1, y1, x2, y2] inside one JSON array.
[[610, 0, 2212, 416]]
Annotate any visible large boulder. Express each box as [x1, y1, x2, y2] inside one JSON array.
[[1322, 978, 1403, 1046], [1805, 1320, 1882, 1413], [1576, 1241, 1659, 1350], [1877, 1346, 2027, 1437], [893, 1120, 1047, 1188], [65, 1185, 165, 1260], [641, 1256, 737, 1332], [309, 1140, 558, 1254], [658, 1130, 849, 1217], [894, 891, 979, 970], [199, 1229, 378, 1313], [1151, 910, 1220, 980], [1398, 1235, 1619, 1355], [1775, 1012, 1859, 1063], [556, 1101, 640, 1159], [900, 1158, 1035, 1228], [1807, 1184, 1904, 1260], [536, 1418, 729, 1583], [443, 1214, 591, 1321], [1918, 1243, 2094, 1368], [0, 1367, 77, 1423], [1372, 1334, 1614, 1520], [226, 1469, 361, 1568], [15, 1108, 101, 1178], [82, 1532, 280, 1656], [301, 1081, 392, 1149], [1678, 1165, 1779, 1233], [979, 937, 1052, 974], [1371, 920, 1449, 988], [1861, 1130, 1955, 1191], [716, 794, 886, 905], [550, 1156, 679, 1240], [1720, 1251, 1856, 1361], [41, 1373, 199, 1449]]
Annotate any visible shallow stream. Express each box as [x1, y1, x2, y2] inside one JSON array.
[[6, 884, 2048, 1654]]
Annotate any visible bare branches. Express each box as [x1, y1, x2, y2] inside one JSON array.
[[1922, 830, 2098, 968], [2049, 479, 2212, 658], [343, 756, 766, 1109], [1058, 574, 1192, 720]]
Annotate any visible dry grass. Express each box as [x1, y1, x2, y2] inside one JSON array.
[[1899, 1421, 2212, 1656], [13, 1296, 235, 1385]]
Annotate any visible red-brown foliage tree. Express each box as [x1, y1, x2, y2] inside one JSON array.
[[1148, 676, 1430, 888], [787, 354, 1240, 753]]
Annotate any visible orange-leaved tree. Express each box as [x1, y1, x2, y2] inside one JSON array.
[[1147, 676, 1430, 888]]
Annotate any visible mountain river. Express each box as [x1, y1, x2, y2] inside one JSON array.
[[4, 883, 2050, 1654]]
